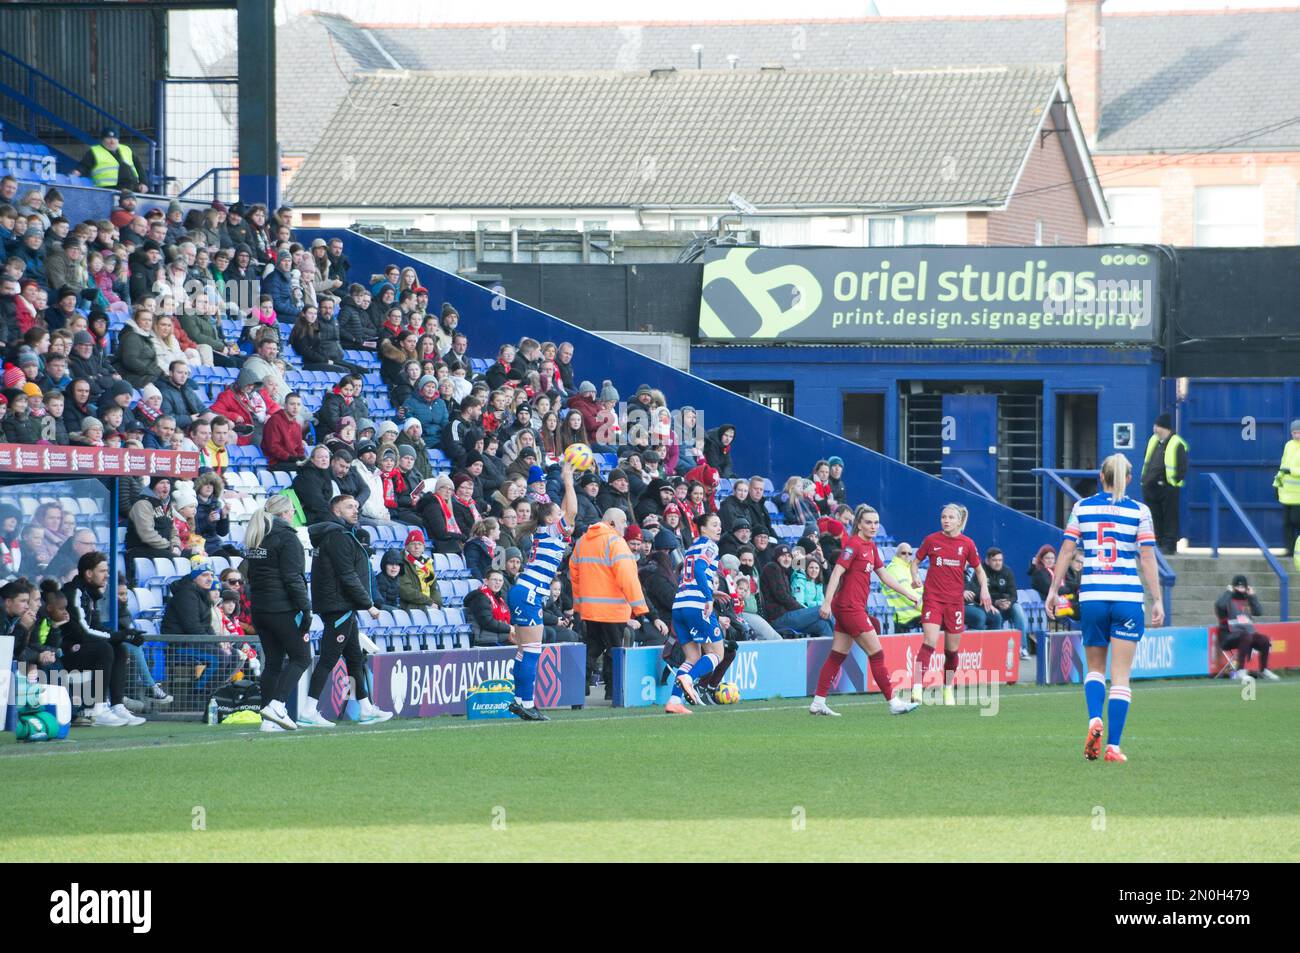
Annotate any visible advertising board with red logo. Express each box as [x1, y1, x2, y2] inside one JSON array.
[[0, 443, 199, 478]]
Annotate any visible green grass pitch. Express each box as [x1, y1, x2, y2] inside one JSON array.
[[3, 679, 1297, 862]]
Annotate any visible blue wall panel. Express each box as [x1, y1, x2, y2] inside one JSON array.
[[304, 228, 1063, 576], [1179, 377, 1299, 548], [692, 343, 1164, 535]]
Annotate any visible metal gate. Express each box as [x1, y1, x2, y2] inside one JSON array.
[[158, 76, 237, 200]]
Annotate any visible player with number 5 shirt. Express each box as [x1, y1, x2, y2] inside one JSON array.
[[1046, 454, 1163, 763], [910, 504, 993, 705]]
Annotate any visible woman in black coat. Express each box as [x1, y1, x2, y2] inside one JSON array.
[[291, 446, 336, 525], [465, 570, 512, 646], [241, 493, 313, 729]]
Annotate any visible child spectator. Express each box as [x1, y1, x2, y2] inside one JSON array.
[[194, 472, 236, 557], [375, 550, 404, 610]]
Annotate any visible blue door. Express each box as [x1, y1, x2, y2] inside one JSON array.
[[942, 394, 999, 499]]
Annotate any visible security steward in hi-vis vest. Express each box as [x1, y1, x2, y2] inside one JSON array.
[[1141, 413, 1188, 555], [1274, 418, 1300, 557], [75, 127, 146, 191]]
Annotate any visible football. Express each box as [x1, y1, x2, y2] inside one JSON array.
[[715, 683, 741, 705], [562, 442, 595, 472]]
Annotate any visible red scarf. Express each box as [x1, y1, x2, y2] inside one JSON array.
[[381, 469, 407, 509], [435, 493, 460, 534], [481, 586, 510, 624], [456, 494, 481, 526]]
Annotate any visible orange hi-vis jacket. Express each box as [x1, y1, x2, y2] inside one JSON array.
[[569, 520, 649, 623]]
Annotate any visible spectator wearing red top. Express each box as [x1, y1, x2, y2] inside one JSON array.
[[466, 569, 512, 646], [810, 459, 835, 514], [262, 391, 308, 470], [208, 364, 265, 445]]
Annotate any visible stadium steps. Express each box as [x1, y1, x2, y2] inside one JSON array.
[[299, 226, 1063, 577], [1162, 554, 1297, 625]]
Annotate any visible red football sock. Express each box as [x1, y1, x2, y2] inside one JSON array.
[[944, 649, 960, 687], [816, 649, 849, 697], [915, 643, 935, 688], [868, 649, 893, 700]]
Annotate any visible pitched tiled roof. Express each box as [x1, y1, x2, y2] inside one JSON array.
[[287, 65, 1063, 209], [262, 10, 1300, 156]]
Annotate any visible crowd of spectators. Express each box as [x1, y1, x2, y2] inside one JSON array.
[[2, 176, 1066, 712]]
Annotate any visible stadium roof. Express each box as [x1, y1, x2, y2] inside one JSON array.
[[240, 9, 1300, 157], [286, 65, 1092, 211]]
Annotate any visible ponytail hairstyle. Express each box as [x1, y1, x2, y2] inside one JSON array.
[[244, 493, 295, 551], [519, 501, 559, 540], [941, 503, 969, 533], [852, 503, 879, 537], [1100, 453, 1131, 505]]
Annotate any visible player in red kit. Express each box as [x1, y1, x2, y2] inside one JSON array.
[[809, 504, 922, 716], [910, 503, 992, 706]]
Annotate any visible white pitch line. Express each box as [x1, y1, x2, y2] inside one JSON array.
[[5, 678, 1293, 760]]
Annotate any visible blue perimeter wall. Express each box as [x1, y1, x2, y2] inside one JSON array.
[[692, 343, 1165, 526], [304, 228, 1062, 574]]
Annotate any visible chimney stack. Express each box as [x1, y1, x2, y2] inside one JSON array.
[[1065, 0, 1104, 147]]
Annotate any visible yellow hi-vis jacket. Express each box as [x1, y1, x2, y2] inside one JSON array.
[[88, 142, 135, 188], [1276, 439, 1300, 506], [1143, 433, 1188, 488]]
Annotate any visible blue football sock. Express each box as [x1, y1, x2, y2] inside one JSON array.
[[688, 653, 717, 682], [515, 646, 541, 704], [1107, 686, 1131, 746], [1084, 671, 1106, 722]]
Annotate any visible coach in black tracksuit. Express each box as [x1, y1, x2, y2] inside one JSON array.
[[243, 495, 312, 712], [306, 495, 378, 706]]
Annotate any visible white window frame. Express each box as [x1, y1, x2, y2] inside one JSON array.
[[1103, 187, 1162, 244], [1194, 185, 1262, 247], [867, 213, 936, 246]]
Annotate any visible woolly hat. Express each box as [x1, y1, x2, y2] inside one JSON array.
[[578, 380, 597, 395], [21, 382, 42, 399], [1155, 413, 1173, 430], [2, 366, 24, 389], [79, 416, 103, 434], [624, 525, 643, 543], [827, 456, 844, 468], [719, 553, 741, 573], [652, 528, 679, 552], [599, 380, 619, 402], [171, 486, 198, 510], [379, 446, 398, 461], [73, 330, 95, 347], [453, 473, 475, 490], [405, 528, 426, 547], [1289, 420, 1300, 433], [355, 418, 375, 435], [139, 383, 161, 402], [377, 420, 399, 437], [528, 465, 546, 484], [503, 547, 522, 563], [16, 348, 38, 367], [418, 374, 438, 390], [397, 443, 418, 461]]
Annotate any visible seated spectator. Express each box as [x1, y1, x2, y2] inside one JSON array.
[[792, 555, 827, 609], [398, 529, 443, 610], [160, 559, 217, 636], [810, 460, 835, 514], [376, 446, 419, 526], [718, 552, 781, 641], [745, 476, 775, 537], [1054, 551, 1083, 622], [964, 548, 1030, 655], [262, 391, 309, 470], [882, 542, 923, 633], [316, 374, 364, 439], [324, 416, 357, 458], [338, 283, 376, 350], [466, 569, 512, 646], [292, 445, 335, 525], [194, 472, 236, 557], [574, 471, 603, 538], [704, 424, 736, 479], [717, 517, 759, 561], [719, 478, 751, 532], [597, 468, 635, 526], [660, 502, 693, 551], [761, 545, 832, 638], [208, 365, 267, 445], [496, 547, 523, 588], [113, 308, 159, 388], [151, 313, 200, 373], [169, 484, 203, 556], [1028, 544, 1055, 600], [542, 576, 579, 643], [681, 479, 714, 533], [1, 387, 41, 443], [464, 518, 499, 582], [635, 478, 675, 524], [1214, 575, 1279, 680], [374, 550, 404, 610], [780, 476, 821, 533], [71, 414, 104, 447]]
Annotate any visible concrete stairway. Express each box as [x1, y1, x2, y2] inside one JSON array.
[[1165, 554, 1296, 625]]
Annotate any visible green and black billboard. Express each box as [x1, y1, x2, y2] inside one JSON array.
[[698, 245, 1160, 343]]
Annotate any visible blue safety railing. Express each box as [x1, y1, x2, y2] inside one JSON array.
[[941, 466, 997, 502], [177, 167, 239, 204], [1204, 472, 1289, 621], [1032, 467, 1177, 623], [0, 46, 160, 191]]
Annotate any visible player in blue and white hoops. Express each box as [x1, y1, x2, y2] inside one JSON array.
[[665, 511, 724, 715], [1045, 454, 1165, 763], [506, 461, 577, 722]]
